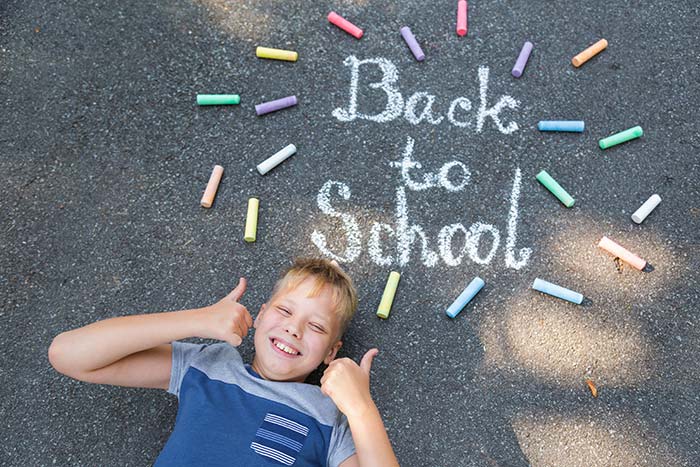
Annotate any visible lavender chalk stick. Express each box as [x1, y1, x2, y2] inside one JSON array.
[[255, 95, 297, 116], [400, 26, 425, 61], [512, 41, 533, 78]]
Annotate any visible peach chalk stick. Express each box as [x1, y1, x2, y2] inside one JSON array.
[[572, 39, 608, 67], [201, 165, 224, 208], [598, 236, 646, 270]]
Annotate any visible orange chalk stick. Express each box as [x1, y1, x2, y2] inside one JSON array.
[[572, 39, 608, 67], [598, 236, 646, 271], [201, 165, 224, 208], [585, 379, 598, 398]]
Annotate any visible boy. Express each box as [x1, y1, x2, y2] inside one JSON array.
[[48, 258, 399, 466]]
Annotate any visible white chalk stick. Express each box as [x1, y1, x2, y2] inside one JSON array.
[[631, 194, 661, 224], [257, 144, 296, 175]]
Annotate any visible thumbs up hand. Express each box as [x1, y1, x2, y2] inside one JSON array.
[[201, 277, 253, 347], [320, 348, 379, 420]]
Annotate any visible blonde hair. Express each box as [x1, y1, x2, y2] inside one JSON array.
[[270, 258, 358, 340]]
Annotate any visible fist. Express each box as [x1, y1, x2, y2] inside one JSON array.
[[203, 277, 253, 347], [320, 349, 379, 419]]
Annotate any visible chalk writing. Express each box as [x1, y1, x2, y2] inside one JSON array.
[[311, 182, 362, 262], [332, 55, 520, 134], [311, 137, 532, 269]]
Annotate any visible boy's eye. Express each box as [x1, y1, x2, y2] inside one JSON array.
[[310, 324, 325, 333], [277, 307, 291, 316]]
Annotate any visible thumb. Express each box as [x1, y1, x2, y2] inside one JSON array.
[[359, 348, 379, 375], [227, 277, 247, 302]]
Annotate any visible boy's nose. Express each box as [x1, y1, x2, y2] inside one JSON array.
[[285, 323, 302, 339]]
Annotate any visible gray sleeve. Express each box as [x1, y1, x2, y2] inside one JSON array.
[[327, 413, 357, 467], [167, 341, 208, 397]]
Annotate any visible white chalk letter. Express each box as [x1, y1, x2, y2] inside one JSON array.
[[311, 181, 362, 262], [438, 223, 469, 266], [368, 222, 395, 266], [466, 222, 501, 264], [447, 97, 472, 128], [438, 160, 471, 192], [404, 92, 444, 125], [395, 186, 439, 267], [504, 167, 532, 269], [332, 56, 404, 123], [476, 66, 519, 134], [389, 136, 437, 191]]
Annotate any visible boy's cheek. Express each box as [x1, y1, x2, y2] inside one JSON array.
[[253, 303, 267, 329]]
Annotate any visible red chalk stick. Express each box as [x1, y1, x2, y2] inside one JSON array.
[[457, 0, 468, 36], [328, 11, 363, 39]]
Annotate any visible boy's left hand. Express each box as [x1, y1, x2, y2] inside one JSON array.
[[320, 348, 379, 420]]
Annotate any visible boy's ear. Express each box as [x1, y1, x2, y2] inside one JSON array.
[[254, 303, 267, 329], [323, 340, 343, 365]]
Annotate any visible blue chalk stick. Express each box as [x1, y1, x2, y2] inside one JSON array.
[[537, 120, 585, 132], [532, 278, 583, 304], [446, 277, 485, 318]]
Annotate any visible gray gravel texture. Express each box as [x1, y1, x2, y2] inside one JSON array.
[[1, 0, 699, 466]]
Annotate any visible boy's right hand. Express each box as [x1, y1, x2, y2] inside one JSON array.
[[200, 277, 253, 347]]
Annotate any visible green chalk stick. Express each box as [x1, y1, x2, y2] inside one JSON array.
[[599, 126, 643, 149], [536, 170, 575, 207], [196, 94, 241, 106], [377, 271, 400, 319]]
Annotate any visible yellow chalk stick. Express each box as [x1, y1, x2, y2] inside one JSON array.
[[200, 165, 224, 208], [244, 198, 259, 243], [377, 271, 401, 319], [256, 46, 298, 62], [572, 39, 608, 67]]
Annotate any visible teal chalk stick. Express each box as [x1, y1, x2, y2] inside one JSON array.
[[197, 94, 241, 105], [599, 126, 643, 149], [536, 170, 575, 208]]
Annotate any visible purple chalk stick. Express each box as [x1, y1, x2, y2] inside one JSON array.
[[512, 41, 533, 78], [400, 26, 425, 62], [255, 95, 298, 116]]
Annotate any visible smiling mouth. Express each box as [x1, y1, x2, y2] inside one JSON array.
[[270, 338, 302, 357]]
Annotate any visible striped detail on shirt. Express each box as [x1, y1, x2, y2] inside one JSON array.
[[251, 412, 310, 465], [264, 413, 310, 436], [250, 442, 296, 465], [255, 428, 304, 452]]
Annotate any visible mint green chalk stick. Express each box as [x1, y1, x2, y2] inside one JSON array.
[[599, 126, 643, 149], [196, 94, 241, 105], [536, 170, 575, 207]]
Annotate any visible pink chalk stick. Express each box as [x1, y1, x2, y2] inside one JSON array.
[[328, 11, 363, 39], [457, 0, 468, 36], [598, 236, 647, 271]]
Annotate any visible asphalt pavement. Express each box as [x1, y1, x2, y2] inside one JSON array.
[[1, 0, 699, 465]]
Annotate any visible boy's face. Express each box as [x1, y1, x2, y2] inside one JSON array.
[[251, 277, 343, 383]]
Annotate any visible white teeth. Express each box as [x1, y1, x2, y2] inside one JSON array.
[[274, 340, 298, 355]]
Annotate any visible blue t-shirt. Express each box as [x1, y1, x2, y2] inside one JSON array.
[[154, 341, 356, 466]]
